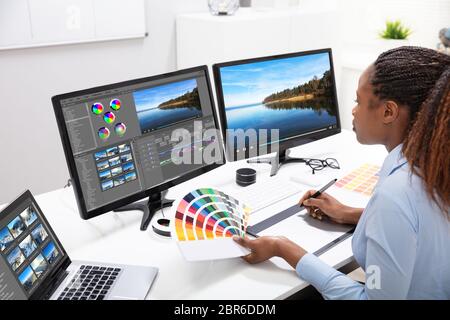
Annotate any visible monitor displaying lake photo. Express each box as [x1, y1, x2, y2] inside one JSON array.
[[219, 52, 338, 143], [134, 78, 203, 134]]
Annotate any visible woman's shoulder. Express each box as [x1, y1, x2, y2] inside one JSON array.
[[377, 163, 422, 198], [368, 165, 421, 229]]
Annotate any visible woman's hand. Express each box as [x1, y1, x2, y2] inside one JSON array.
[[299, 190, 363, 225], [233, 235, 307, 269]]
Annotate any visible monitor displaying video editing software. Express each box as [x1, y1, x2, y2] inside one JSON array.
[[53, 66, 224, 223], [213, 48, 341, 175]]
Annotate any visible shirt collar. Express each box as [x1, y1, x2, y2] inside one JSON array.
[[378, 143, 408, 179]]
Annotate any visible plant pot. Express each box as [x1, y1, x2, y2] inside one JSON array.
[[375, 38, 410, 53]]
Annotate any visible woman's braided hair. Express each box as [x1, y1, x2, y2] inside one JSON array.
[[372, 46, 450, 212]]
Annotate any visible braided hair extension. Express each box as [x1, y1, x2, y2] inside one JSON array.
[[372, 46, 450, 213], [403, 68, 450, 212]]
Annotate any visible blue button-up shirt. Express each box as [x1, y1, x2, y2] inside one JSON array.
[[296, 144, 450, 299]]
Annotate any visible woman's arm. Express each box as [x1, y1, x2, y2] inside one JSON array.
[[236, 188, 419, 299], [234, 235, 368, 299]]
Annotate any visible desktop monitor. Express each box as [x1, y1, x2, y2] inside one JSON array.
[[213, 48, 341, 176], [52, 66, 224, 231]]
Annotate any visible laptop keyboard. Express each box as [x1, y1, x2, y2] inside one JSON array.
[[57, 265, 122, 300]]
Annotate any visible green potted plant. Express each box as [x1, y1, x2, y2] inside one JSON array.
[[377, 20, 412, 51], [379, 20, 412, 40]]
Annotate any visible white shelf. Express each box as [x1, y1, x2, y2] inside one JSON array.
[[176, 7, 339, 69]]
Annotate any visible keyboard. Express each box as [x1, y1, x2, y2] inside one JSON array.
[[236, 179, 304, 214], [57, 265, 122, 300]]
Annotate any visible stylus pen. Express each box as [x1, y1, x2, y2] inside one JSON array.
[[306, 178, 338, 202], [245, 229, 259, 238]]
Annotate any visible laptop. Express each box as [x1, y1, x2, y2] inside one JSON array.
[[0, 190, 158, 300]]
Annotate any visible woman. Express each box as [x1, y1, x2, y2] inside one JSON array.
[[233, 46, 450, 299]]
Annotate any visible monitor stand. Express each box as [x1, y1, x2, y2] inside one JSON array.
[[113, 190, 174, 231], [247, 149, 306, 176]]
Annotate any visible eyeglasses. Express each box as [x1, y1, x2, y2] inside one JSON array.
[[303, 158, 340, 174]]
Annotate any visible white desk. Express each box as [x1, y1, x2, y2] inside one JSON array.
[[7, 130, 387, 299]]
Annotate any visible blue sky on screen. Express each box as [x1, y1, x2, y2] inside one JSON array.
[[220, 52, 330, 108], [42, 241, 55, 258], [18, 266, 33, 283], [133, 79, 198, 112]]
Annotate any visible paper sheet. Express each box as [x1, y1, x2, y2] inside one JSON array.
[[177, 237, 250, 262]]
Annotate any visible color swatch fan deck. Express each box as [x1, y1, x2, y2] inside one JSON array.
[[173, 188, 251, 261]]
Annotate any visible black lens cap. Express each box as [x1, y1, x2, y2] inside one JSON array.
[[236, 168, 256, 187], [152, 218, 171, 237]]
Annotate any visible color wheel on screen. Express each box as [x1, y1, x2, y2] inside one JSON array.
[[173, 188, 251, 261], [91, 102, 104, 115], [114, 123, 126, 136], [98, 127, 110, 140], [110, 99, 121, 111], [103, 112, 115, 124]]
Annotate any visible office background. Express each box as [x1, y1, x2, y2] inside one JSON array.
[[0, 0, 449, 205]]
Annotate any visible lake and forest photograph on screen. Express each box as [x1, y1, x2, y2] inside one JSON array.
[[133, 78, 202, 134], [220, 52, 338, 142]]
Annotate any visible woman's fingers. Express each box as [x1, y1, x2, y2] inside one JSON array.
[[298, 190, 317, 206], [233, 236, 262, 264], [232, 235, 256, 250], [303, 197, 324, 208], [309, 207, 324, 220], [241, 252, 258, 264]]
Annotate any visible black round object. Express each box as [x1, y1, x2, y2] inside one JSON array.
[[152, 218, 171, 237], [236, 168, 256, 187]]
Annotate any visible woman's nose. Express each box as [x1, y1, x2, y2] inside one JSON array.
[[352, 107, 356, 116]]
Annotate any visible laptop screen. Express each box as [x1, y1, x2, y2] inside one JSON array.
[[0, 191, 68, 300]]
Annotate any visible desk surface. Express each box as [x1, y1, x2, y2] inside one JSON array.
[[4, 130, 387, 299]]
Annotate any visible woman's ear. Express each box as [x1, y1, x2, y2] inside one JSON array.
[[382, 100, 400, 124]]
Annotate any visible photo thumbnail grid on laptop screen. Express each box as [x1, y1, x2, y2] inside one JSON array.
[[218, 51, 339, 148], [59, 69, 220, 212], [0, 200, 63, 300]]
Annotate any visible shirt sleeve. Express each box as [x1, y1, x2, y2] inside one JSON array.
[[296, 188, 418, 300], [296, 253, 367, 300]]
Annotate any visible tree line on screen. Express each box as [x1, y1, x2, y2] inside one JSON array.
[[159, 87, 201, 110], [262, 70, 333, 104], [263, 98, 337, 116]]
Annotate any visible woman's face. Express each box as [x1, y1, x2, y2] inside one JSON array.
[[352, 65, 386, 145]]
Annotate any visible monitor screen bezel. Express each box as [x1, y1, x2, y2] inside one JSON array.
[[52, 66, 225, 220], [212, 48, 342, 161], [0, 190, 71, 300]]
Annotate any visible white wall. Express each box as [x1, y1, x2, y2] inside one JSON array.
[[337, 0, 450, 49], [1, 0, 448, 204], [0, 0, 208, 204], [335, 0, 450, 130]]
